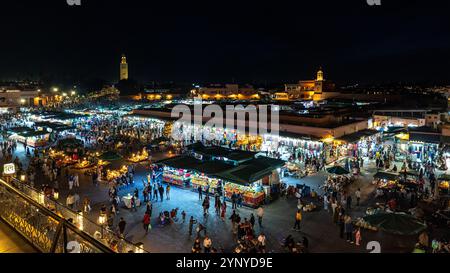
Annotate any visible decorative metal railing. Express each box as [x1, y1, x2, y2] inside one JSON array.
[[0, 177, 148, 253]]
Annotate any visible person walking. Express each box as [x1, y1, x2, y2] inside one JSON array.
[[192, 237, 201, 253], [355, 227, 362, 246], [355, 188, 361, 206], [215, 198, 221, 215], [231, 192, 237, 209], [153, 187, 158, 202], [148, 183, 153, 201], [203, 235, 212, 253], [237, 193, 243, 208], [73, 174, 79, 188], [158, 184, 164, 202], [344, 215, 354, 243], [181, 210, 186, 223], [346, 195, 352, 210], [202, 196, 210, 216], [256, 206, 264, 228], [83, 197, 91, 213], [198, 185, 203, 200], [323, 194, 329, 212], [143, 186, 149, 203], [188, 216, 197, 236], [250, 213, 255, 229], [143, 212, 151, 235], [221, 201, 227, 220], [293, 209, 302, 231], [166, 184, 171, 200], [118, 217, 126, 238], [338, 214, 345, 239]]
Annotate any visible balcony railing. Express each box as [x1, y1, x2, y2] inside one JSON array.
[[0, 177, 148, 253]]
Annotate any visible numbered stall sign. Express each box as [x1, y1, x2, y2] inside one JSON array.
[[3, 163, 16, 175]]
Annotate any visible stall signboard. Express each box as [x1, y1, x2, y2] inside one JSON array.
[[3, 163, 16, 175]]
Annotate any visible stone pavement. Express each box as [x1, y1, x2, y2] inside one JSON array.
[[2, 148, 420, 253]]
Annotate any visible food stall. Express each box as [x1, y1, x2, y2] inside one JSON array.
[[190, 173, 220, 193], [105, 165, 129, 182], [8, 129, 50, 147], [48, 149, 78, 167], [127, 148, 149, 163], [73, 158, 95, 169], [224, 182, 265, 207], [162, 167, 190, 187], [373, 171, 401, 190]]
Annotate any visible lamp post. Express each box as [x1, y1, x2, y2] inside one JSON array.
[[98, 213, 107, 238]]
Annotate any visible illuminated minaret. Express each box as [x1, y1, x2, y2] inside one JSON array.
[[316, 67, 324, 81], [314, 67, 324, 94], [120, 54, 128, 80]]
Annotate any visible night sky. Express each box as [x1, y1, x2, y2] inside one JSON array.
[[1, 0, 450, 85]]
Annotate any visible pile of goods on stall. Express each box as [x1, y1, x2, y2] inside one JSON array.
[[105, 165, 128, 181], [73, 158, 95, 169], [49, 149, 77, 166], [375, 179, 400, 190], [190, 174, 219, 190], [127, 148, 149, 163], [162, 169, 189, 186], [97, 159, 110, 167], [224, 183, 265, 206]]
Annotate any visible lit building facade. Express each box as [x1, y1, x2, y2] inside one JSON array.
[[191, 84, 260, 100], [281, 68, 338, 101]]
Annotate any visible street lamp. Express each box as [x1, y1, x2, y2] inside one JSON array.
[[77, 211, 84, 231], [53, 190, 59, 200], [53, 87, 59, 92], [98, 214, 107, 238], [71, 90, 76, 96]]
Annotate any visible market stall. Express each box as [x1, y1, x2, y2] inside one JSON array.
[[48, 149, 78, 167], [224, 182, 265, 206], [127, 148, 149, 163], [190, 173, 220, 193], [8, 128, 49, 147], [261, 132, 323, 162], [373, 171, 400, 191], [104, 165, 129, 182], [162, 167, 190, 187], [72, 158, 96, 169]]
